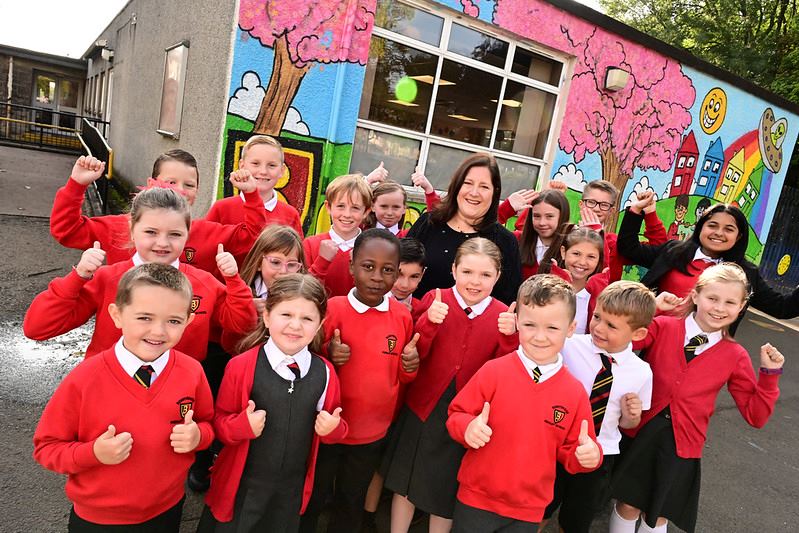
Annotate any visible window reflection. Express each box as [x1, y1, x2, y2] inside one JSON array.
[[448, 23, 509, 69], [511, 47, 562, 86], [351, 128, 421, 185], [375, 1, 444, 46], [493, 80, 556, 159]]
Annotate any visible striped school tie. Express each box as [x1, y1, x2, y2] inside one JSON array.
[[134, 365, 155, 389], [464, 306, 473, 317], [684, 334, 709, 363], [590, 354, 614, 430], [532, 366, 542, 383], [286, 359, 301, 394]]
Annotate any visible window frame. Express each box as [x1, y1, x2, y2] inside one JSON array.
[[354, 0, 572, 200]]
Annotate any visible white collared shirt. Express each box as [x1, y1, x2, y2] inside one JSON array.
[[561, 334, 653, 454], [376, 221, 400, 235], [452, 287, 492, 319], [516, 347, 563, 384], [693, 248, 721, 264], [114, 337, 169, 385], [329, 228, 361, 252], [574, 288, 591, 333], [390, 292, 414, 310], [684, 313, 723, 355], [132, 252, 180, 269], [535, 237, 548, 263], [347, 288, 390, 313], [240, 190, 278, 212], [253, 274, 268, 299], [263, 337, 328, 410]]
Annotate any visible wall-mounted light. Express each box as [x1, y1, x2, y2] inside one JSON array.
[[101, 48, 114, 61], [604, 67, 629, 92]]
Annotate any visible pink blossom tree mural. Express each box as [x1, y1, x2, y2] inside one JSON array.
[[492, 1, 695, 222], [239, 0, 376, 134]]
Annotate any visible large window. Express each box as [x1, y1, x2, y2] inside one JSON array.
[[351, 0, 567, 199]]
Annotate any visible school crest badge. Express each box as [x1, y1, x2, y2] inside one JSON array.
[[552, 405, 568, 424], [170, 397, 195, 423], [386, 335, 397, 354], [190, 296, 201, 313], [184, 247, 196, 263]]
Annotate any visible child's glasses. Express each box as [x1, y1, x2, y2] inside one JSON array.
[[582, 199, 614, 211], [263, 256, 303, 273]]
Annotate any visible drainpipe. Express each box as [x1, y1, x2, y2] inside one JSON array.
[[4, 56, 12, 137]]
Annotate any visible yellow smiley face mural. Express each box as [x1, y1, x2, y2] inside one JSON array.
[[700, 87, 727, 134]]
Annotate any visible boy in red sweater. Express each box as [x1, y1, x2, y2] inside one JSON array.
[[447, 274, 602, 532], [33, 263, 214, 531], [205, 135, 304, 250], [389, 237, 427, 321], [303, 174, 373, 297], [300, 229, 420, 533]]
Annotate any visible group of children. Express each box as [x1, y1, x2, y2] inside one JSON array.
[[28, 135, 785, 533]]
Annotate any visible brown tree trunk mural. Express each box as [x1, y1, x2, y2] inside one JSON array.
[[253, 35, 311, 135], [600, 147, 631, 231]]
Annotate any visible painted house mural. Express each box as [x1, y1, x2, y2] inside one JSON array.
[[219, 0, 799, 262]]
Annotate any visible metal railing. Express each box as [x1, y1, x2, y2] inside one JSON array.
[[0, 103, 109, 153]]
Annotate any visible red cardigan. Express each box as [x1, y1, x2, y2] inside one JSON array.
[[204, 346, 347, 521], [447, 353, 601, 522], [322, 296, 416, 444], [631, 316, 780, 458], [605, 211, 668, 282], [23, 260, 257, 360], [49, 178, 267, 273], [33, 347, 214, 525], [303, 233, 355, 297], [408, 288, 518, 421]]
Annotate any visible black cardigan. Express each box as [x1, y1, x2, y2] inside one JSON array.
[[617, 208, 799, 320]]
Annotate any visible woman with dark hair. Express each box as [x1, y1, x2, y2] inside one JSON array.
[[617, 201, 799, 321], [406, 153, 522, 304]]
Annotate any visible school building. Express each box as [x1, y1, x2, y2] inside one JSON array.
[[86, 0, 799, 286]]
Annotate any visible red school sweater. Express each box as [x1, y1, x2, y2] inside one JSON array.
[[408, 288, 518, 421], [322, 296, 416, 444], [205, 346, 348, 521], [303, 233, 355, 297], [23, 260, 257, 360], [33, 347, 214, 525], [49, 178, 267, 272], [630, 315, 780, 458], [447, 353, 601, 523], [605, 211, 668, 282]]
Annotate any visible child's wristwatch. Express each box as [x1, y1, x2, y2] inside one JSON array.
[[759, 367, 783, 375]]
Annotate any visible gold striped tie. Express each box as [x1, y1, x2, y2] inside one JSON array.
[[134, 365, 155, 388], [684, 334, 709, 363]]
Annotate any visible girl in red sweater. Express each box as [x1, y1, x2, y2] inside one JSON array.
[[384, 237, 519, 533], [33, 263, 215, 531], [610, 263, 785, 533], [23, 187, 257, 360], [517, 189, 571, 280], [365, 180, 410, 237], [199, 274, 347, 532]]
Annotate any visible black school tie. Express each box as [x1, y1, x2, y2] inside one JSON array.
[[684, 334, 709, 363], [464, 306, 473, 317], [134, 365, 155, 389], [532, 366, 542, 383], [287, 361, 301, 380], [590, 354, 614, 429]]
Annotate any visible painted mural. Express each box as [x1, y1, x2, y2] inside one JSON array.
[[221, 0, 798, 264]]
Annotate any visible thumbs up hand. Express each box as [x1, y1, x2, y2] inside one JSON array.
[[229, 168, 257, 194], [427, 288, 449, 324], [76, 241, 106, 279], [329, 329, 351, 366], [71, 155, 106, 186], [315, 407, 342, 436], [366, 161, 389, 184], [93, 424, 133, 465], [498, 302, 517, 335], [401, 333, 421, 373], [245, 400, 267, 438], [411, 166, 434, 194], [465, 402, 493, 449], [574, 420, 601, 468], [216, 243, 238, 277], [170, 409, 201, 453]]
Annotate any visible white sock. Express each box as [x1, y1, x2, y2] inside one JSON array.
[[637, 519, 667, 533], [609, 505, 637, 533]]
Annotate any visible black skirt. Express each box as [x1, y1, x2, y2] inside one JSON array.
[[383, 380, 465, 518], [610, 412, 701, 533]]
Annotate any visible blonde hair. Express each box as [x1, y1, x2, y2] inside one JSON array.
[[129, 187, 191, 231], [239, 225, 305, 293], [115, 263, 193, 313], [516, 274, 576, 322], [325, 174, 373, 209], [583, 179, 619, 204], [454, 237, 502, 273], [241, 134, 284, 161], [694, 262, 750, 300], [237, 274, 328, 353], [596, 280, 656, 329]]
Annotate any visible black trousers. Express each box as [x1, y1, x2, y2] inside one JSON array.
[[68, 498, 183, 532], [542, 457, 615, 533], [299, 439, 386, 533], [452, 501, 538, 533]]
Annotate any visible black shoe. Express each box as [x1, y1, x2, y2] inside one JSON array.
[[187, 461, 211, 493]]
